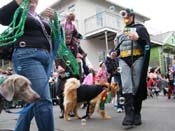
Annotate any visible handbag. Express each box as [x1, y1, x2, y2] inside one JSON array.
[[0, 44, 14, 60], [0, 32, 14, 60]]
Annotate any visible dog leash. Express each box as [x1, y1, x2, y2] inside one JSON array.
[[0, 76, 35, 114], [5, 35, 62, 115], [0, 75, 34, 114], [11, 32, 61, 115], [4, 103, 34, 114], [0, 76, 6, 85]]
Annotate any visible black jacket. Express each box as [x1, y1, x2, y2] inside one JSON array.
[[0, 1, 52, 51], [105, 56, 120, 76], [77, 85, 106, 102]]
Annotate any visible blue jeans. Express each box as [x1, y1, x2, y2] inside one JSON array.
[[12, 48, 54, 131]]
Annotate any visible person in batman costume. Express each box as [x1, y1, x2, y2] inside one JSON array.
[[114, 8, 150, 126]]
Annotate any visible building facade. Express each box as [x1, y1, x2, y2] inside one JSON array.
[[51, 0, 150, 69], [150, 31, 175, 74], [2, 0, 172, 73]]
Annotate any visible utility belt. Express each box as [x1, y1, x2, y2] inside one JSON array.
[[14, 41, 50, 52], [120, 49, 143, 58]]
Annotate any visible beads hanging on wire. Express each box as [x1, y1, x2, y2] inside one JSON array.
[[51, 11, 79, 75], [0, 0, 30, 46]]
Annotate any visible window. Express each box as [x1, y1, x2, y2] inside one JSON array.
[[59, 10, 66, 22], [98, 50, 106, 62], [68, 4, 75, 12], [109, 5, 116, 12], [96, 7, 103, 26], [172, 38, 175, 45]]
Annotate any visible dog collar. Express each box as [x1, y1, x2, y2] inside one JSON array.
[[0, 76, 6, 85], [102, 90, 107, 101], [100, 90, 108, 110], [0, 76, 7, 100]]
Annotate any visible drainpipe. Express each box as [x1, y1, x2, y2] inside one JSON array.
[[105, 31, 109, 54], [1, 59, 4, 69]]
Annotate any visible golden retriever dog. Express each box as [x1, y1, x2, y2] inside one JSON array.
[[63, 78, 119, 121], [0, 74, 40, 113]]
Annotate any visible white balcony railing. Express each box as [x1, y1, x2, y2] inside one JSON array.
[[84, 11, 124, 35]]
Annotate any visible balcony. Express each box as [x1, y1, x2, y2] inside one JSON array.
[[84, 11, 124, 40]]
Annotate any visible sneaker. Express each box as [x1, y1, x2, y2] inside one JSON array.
[[59, 110, 64, 119], [114, 104, 118, 108], [117, 108, 123, 113]]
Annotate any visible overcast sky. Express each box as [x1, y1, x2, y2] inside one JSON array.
[[0, 0, 174, 34], [0, 0, 58, 12], [108, 0, 175, 34], [0, 0, 58, 32]]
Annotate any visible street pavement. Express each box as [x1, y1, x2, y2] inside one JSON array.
[[0, 95, 175, 131]]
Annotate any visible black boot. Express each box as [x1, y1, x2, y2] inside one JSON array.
[[122, 93, 134, 126], [133, 98, 142, 125]]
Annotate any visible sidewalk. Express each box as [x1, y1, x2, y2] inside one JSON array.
[[0, 96, 175, 131]]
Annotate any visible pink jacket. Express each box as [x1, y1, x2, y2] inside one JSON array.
[[96, 68, 108, 83], [82, 73, 94, 85]]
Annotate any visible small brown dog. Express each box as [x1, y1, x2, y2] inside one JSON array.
[[0, 74, 40, 113], [63, 78, 119, 121]]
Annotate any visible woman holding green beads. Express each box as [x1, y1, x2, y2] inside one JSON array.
[[0, 0, 58, 130]]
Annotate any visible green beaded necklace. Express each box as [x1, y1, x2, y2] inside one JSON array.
[[51, 11, 79, 75], [0, 0, 30, 47], [0, 0, 79, 75]]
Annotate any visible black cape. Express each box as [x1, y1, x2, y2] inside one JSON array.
[[130, 24, 150, 100], [115, 23, 150, 100]]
